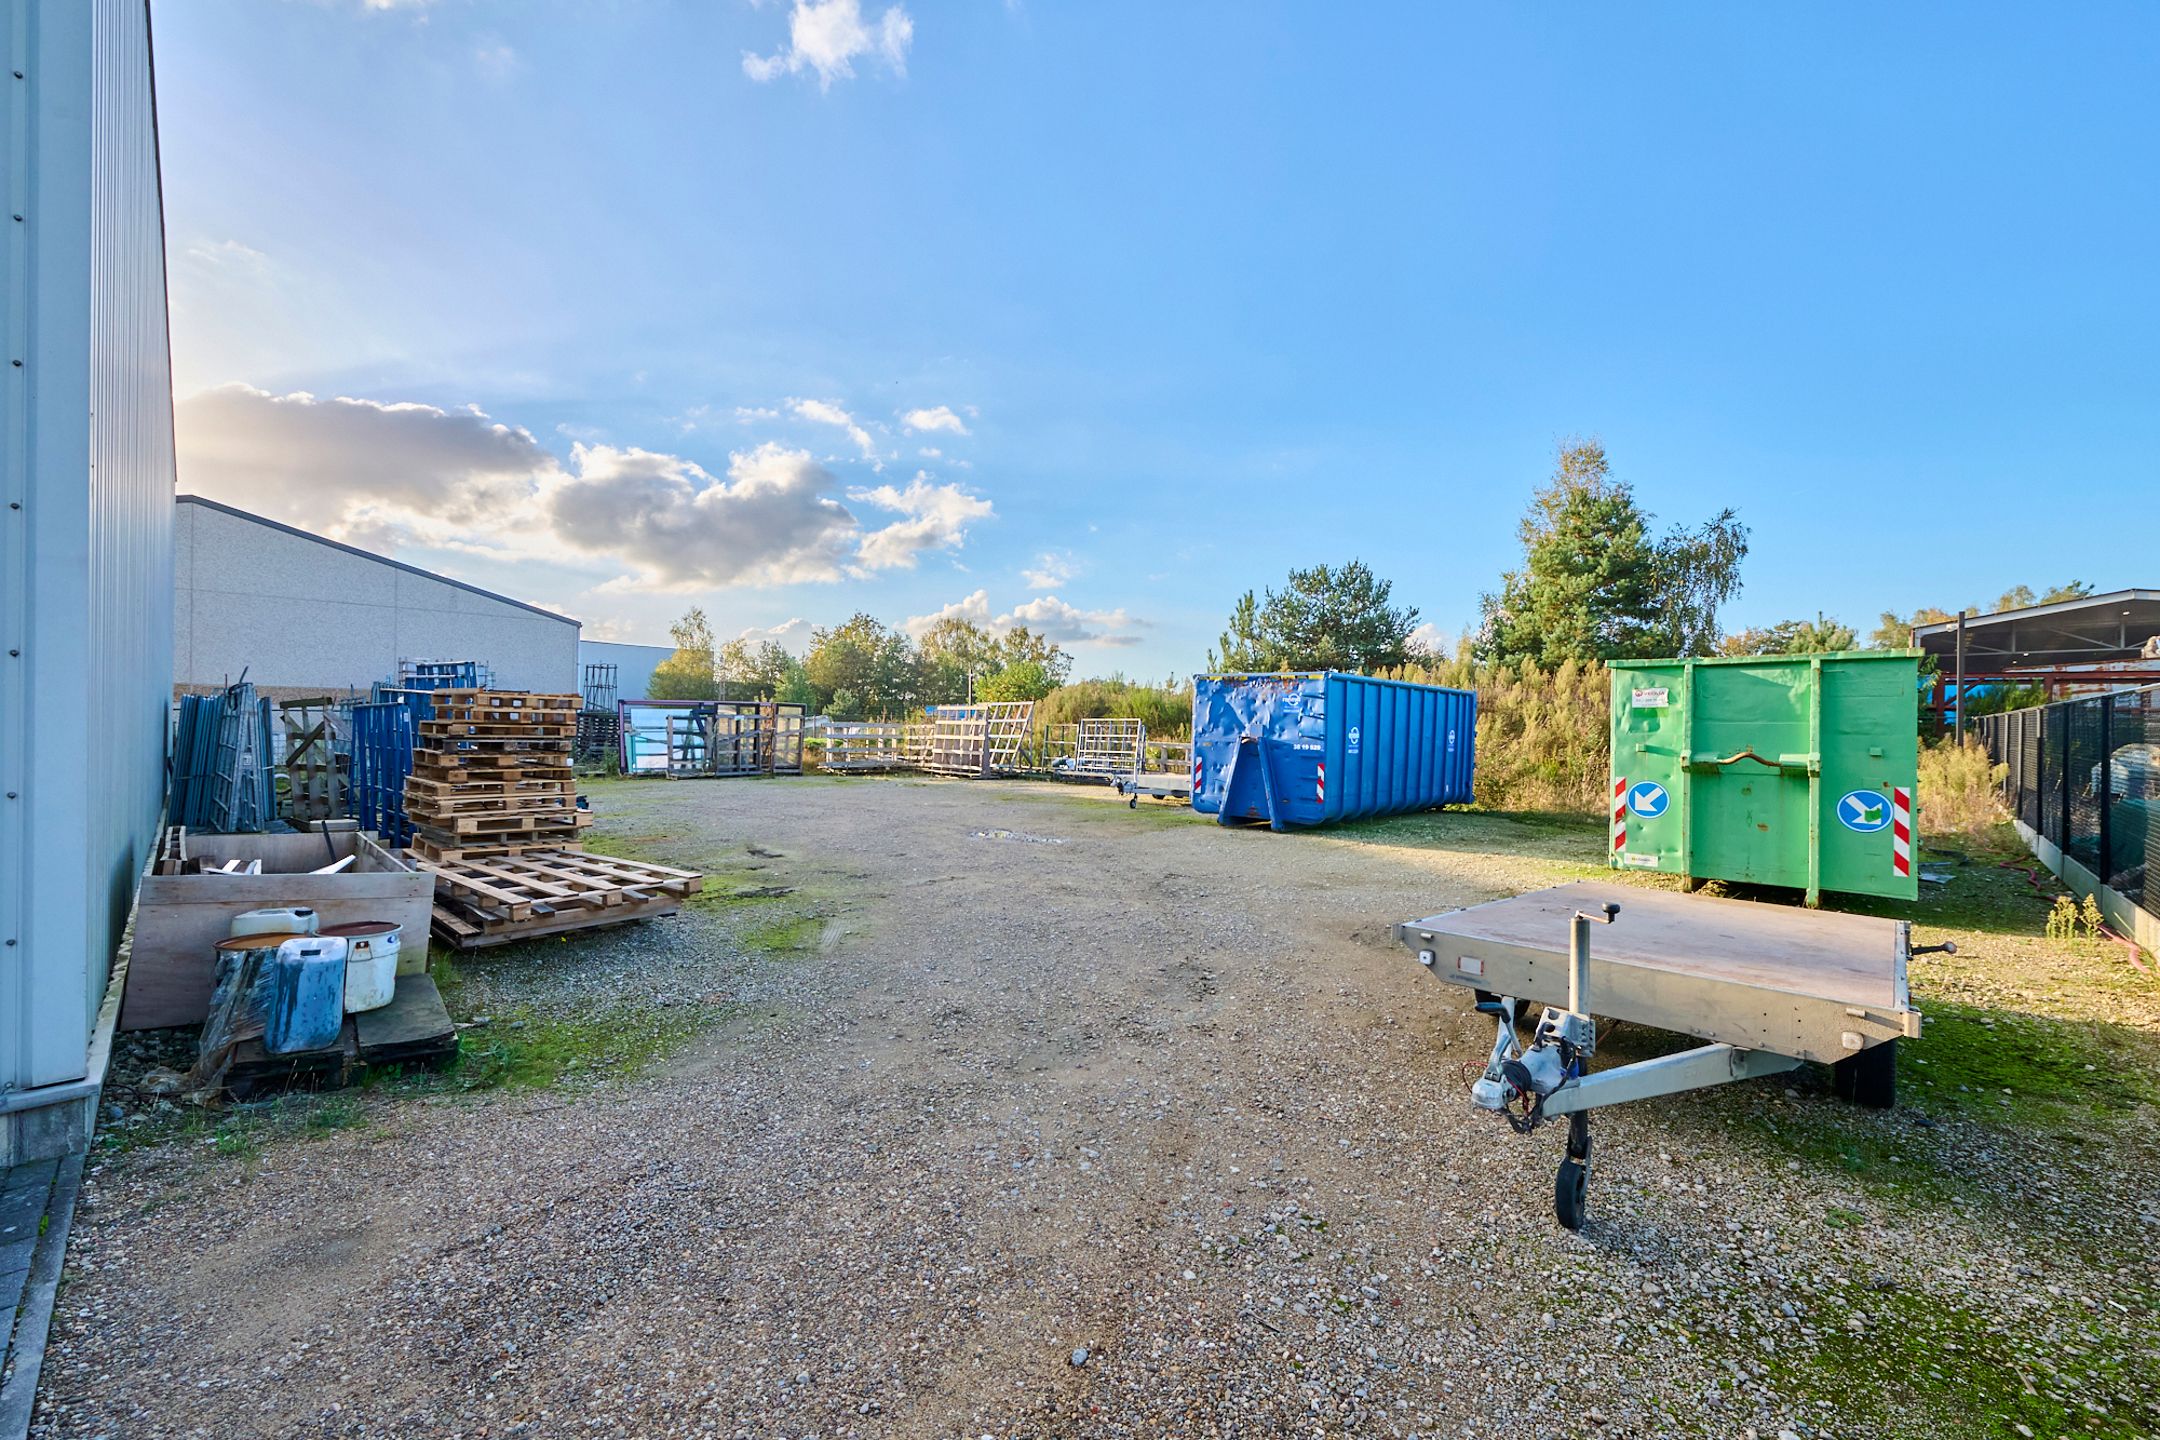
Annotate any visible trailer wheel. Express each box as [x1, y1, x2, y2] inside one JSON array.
[[1833, 1042, 1897, 1110], [1555, 1158, 1589, 1231], [1128, 796, 1138, 809]]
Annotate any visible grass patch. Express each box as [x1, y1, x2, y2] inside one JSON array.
[[1766, 1281, 2159, 1440], [739, 913, 822, 956], [447, 1002, 716, 1092]]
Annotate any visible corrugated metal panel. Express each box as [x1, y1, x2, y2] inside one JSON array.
[[1191, 672, 1477, 830], [0, 0, 175, 1093]]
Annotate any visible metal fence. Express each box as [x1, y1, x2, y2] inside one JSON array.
[[1977, 684, 2160, 919]]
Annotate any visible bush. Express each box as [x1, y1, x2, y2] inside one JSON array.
[[1387, 657, 1611, 814], [1917, 738, 2007, 840], [1034, 678, 1194, 737]]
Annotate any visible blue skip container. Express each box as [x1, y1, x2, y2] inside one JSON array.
[[1191, 672, 1477, 830]]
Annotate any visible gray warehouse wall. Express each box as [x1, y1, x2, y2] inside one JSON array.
[[579, 640, 676, 704], [175, 498, 581, 695], [0, 0, 176, 1114]]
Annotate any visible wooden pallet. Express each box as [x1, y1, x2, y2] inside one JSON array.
[[418, 721, 579, 742], [422, 689, 578, 712], [410, 756, 574, 781], [407, 834, 583, 863], [405, 775, 577, 800], [419, 849, 703, 950], [404, 789, 579, 817], [222, 975, 458, 1096], [409, 808, 591, 839]]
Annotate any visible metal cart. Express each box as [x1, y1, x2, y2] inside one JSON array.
[[1396, 881, 1938, 1229]]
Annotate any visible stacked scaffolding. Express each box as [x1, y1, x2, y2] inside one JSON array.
[[171, 681, 278, 832], [617, 700, 807, 778], [577, 662, 621, 764], [910, 703, 1036, 777]]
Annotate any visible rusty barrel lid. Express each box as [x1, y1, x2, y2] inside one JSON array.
[[214, 932, 306, 952]]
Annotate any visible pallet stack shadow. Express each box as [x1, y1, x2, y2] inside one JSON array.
[[401, 689, 703, 949]]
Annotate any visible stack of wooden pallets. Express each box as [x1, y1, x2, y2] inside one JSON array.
[[405, 690, 588, 861]]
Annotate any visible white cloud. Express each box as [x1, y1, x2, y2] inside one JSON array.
[[1020, 550, 1078, 590], [473, 41, 519, 81], [1407, 622, 1454, 657], [743, 0, 913, 89], [848, 473, 993, 571], [176, 385, 993, 592], [902, 589, 992, 638], [903, 590, 1143, 647], [737, 617, 817, 651], [900, 404, 970, 436], [999, 594, 1143, 646], [788, 396, 879, 461]]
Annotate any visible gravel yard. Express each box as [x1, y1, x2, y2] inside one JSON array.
[[38, 777, 2160, 1439]]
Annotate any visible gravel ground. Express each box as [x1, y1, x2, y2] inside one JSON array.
[[38, 777, 2160, 1439]]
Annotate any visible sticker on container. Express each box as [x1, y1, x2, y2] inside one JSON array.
[[1347, 725, 1362, 754], [1836, 790, 1892, 832], [1626, 781, 1669, 819], [1631, 687, 1670, 709], [1622, 852, 1659, 869], [1456, 954, 1485, 978]]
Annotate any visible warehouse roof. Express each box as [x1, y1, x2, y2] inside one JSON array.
[[177, 494, 580, 628], [1911, 589, 2160, 666]]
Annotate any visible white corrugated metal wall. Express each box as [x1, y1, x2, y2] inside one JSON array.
[[0, 0, 174, 1102]]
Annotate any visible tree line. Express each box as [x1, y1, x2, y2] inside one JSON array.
[[644, 437, 2097, 721], [646, 608, 1075, 720]]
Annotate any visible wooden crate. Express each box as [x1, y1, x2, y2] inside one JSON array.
[[122, 830, 433, 1031]]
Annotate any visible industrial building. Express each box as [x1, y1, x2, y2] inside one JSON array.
[[1913, 588, 2160, 729], [0, 0, 175, 1163], [174, 495, 582, 697]]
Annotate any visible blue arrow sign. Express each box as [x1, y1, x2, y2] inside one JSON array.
[[1837, 790, 1891, 832], [1627, 781, 1669, 819]]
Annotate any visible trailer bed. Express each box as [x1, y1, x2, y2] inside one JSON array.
[[1396, 881, 1920, 1065]]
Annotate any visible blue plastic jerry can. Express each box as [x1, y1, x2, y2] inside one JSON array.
[[265, 937, 348, 1054]]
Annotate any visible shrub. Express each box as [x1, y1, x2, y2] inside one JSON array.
[[1916, 738, 2007, 841], [1034, 678, 1194, 737], [1387, 657, 1611, 814]]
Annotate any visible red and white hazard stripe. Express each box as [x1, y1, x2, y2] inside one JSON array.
[[1612, 776, 1628, 854], [1317, 762, 1326, 803], [1891, 785, 1912, 878], [1192, 756, 1203, 794]]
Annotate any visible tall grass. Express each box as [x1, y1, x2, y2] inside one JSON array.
[[1034, 678, 1194, 737], [1386, 657, 1611, 814], [1917, 738, 2008, 841]]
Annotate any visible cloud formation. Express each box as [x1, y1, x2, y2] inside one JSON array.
[[903, 590, 1143, 647], [788, 397, 879, 461], [1020, 550, 1078, 589], [900, 404, 970, 436], [743, 0, 913, 89], [176, 384, 989, 592], [848, 474, 994, 571]]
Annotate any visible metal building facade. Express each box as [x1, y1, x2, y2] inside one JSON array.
[[175, 495, 581, 696], [0, 0, 176, 1151]]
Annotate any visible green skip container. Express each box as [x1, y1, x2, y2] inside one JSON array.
[[1608, 651, 1921, 906]]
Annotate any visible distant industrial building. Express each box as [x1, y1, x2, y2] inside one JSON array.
[[174, 495, 581, 697], [1914, 589, 2160, 729], [578, 639, 676, 703]]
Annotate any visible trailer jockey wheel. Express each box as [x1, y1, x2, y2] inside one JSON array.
[[1832, 1041, 1897, 1110], [1555, 1112, 1592, 1231]]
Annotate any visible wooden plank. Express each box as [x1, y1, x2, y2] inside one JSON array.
[[433, 895, 682, 950], [354, 974, 458, 1063]]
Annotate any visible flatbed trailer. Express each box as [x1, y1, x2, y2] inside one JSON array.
[[1395, 881, 1937, 1228]]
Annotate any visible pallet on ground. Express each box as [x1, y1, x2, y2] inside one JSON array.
[[221, 974, 458, 1096], [420, 848, 703, 950]]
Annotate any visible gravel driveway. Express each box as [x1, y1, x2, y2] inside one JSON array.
[[36, 777, 2160, 1439]]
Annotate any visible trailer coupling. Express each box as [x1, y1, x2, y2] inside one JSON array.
[[1432, 902, 1804, 1230]]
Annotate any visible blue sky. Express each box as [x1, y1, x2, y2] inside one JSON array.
[[154, 1, 2160, 672]]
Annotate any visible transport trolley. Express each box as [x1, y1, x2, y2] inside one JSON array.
[[1397, 882, 1941, 1229]]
